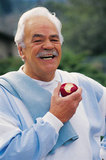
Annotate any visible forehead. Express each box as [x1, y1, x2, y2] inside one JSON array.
[[24, 16, 58, 36]]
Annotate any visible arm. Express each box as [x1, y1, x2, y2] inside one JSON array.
[[0, 87, 58, 160], [81, 75, 106, 160], [0, 115, 58, 160]]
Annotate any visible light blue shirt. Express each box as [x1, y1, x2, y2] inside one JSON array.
[[0, 69, 106, 160]]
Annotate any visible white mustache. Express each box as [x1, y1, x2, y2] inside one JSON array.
[[36, 50, 58, 58]]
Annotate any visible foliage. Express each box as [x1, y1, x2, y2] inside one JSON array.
[[59, 47, 106, 86], [61, 0, 106, 55], [0, 57, 23, 75]]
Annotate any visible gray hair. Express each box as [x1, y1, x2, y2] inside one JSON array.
[[14, 7, 64, 47]]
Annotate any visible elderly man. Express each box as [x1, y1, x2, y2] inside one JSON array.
[[0, 7, 106, 160]]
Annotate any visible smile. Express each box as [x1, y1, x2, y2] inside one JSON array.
[[36, 50, 58, 60], [40, 54, 56, 60]]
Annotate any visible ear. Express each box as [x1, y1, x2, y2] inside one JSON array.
[[18, 45, 26, 60]]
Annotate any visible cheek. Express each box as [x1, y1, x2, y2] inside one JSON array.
[[57, 44, 61, 52], [58, 46, 62, 58], [31, 46, 40, 56]]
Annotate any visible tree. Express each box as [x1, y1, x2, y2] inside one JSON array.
[[61, 0, 106, 55]]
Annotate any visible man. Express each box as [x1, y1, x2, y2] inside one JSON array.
[[0, 7, 106, 160]]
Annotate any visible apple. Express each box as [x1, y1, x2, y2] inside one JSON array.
[[60, 83, 78, 97]]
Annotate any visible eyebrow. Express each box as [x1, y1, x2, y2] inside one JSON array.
[[50, 35, 59, 39], [32, 34, 59, 39], [32, 34, 44, 38]]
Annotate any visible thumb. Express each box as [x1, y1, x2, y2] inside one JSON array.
[[53, 82, 61, 97]]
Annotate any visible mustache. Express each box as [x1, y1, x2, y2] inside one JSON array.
[[36, 49, 58, 58]]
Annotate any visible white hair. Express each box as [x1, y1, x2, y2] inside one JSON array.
[[14, 7, 64, 47]]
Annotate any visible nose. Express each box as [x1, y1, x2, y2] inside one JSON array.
[[42, 39, 54, 50]]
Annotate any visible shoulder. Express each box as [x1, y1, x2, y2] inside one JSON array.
[[76, 73, 106, 104], [57, 69, 95, 85], [57, 69, 81, 82], [58, 69, 105, 88], [57, 69, 105, 101]]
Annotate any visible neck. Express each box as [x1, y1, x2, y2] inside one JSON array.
[[22, 65, 55, 82]]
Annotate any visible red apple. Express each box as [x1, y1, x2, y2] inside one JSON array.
[[60, 83, 78, 97]]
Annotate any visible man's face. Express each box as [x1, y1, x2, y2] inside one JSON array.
[[19, 16, 62, 81]]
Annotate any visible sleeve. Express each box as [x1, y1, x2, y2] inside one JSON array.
[[79, 73, 106, 116], [100, 136, 106, 160], [0, 86, 58, 160], [43, 112, 63, 134], [82, 75, 106, 160], [99, 87, 106, 160]]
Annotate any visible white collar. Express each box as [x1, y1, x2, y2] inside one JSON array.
[[18, 65, 61, 87]]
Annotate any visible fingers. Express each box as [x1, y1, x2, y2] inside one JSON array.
[[64, 87, 82, 101], [53, 83, 82, 101], [71, 87, 82, 100], [50, 85, 82, 123]]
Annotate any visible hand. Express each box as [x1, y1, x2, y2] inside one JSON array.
[[49, 82, 82, 123]]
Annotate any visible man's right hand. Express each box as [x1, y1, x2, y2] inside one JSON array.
[[49, 82, 82, 123]]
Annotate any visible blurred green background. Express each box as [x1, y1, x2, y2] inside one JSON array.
[[0, 0, 106, 86]]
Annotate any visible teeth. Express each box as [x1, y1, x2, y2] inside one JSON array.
[[43, 57, 53, 60], [40, 55, 55, 59]]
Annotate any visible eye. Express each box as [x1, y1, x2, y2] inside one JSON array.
[[51, 39, 60, 43], [34, 40, 42, 42], [32, 39, 44, 44], [51, 39, 58, 41]]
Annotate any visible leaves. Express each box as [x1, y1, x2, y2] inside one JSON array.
[[0, 57, 23, 75]]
